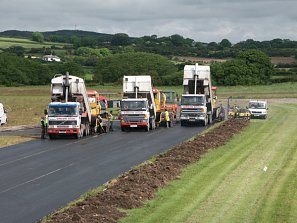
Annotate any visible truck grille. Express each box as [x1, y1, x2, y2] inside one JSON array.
[[124, 114, 144, 122], [49, 120, 77, 125], [182, 108, 203, 112]]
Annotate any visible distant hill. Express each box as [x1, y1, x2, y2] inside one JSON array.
[[0, 29, 113, 39], [0, 30, 33, 38]]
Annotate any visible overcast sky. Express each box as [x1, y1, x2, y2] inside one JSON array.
[[0, 0, 296, 43]]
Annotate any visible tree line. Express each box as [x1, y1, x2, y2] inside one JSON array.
[[1, 30, 297, 58], [0, 50, 274, 87], [0, 53, 84, 86]]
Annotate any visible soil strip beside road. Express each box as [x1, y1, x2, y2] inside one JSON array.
[[42, 119, 249, 223]]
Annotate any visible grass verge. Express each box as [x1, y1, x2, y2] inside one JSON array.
[[0, 136, 35, 149], [121, 103, 297, 223]]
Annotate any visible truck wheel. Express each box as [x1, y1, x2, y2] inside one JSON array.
[[150, 120, 156, 130], [181, 120, 185, 126], [76, 127, 83, 139], [203, 116, 208, 126], [121, 126, 125, 132], [208, 114, 212, 125]]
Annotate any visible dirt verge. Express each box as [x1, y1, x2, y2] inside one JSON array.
[[44, 119, 249, 223]]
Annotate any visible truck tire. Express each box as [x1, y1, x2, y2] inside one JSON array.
[[181, 120, 185, 126], [203, 116, 208, 126], [121, 126, 125, 132], [208, 114, 212, 125], [76, 126, 83, 139], [150, 119, 156, 130]]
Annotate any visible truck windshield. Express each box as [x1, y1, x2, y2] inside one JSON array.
[[48, 105, 78, 117], [181, 96, 204, 106], [249, 102, 266, 109], [121, 101, 147, 111], [164, 92, 175, 104]]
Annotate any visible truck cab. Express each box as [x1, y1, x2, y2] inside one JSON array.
[[180, 94, 208, 126], [0, 103, 7, 125], [120, 75, 156, 132], [248, 100, 268, 119], [120, 98, 151, 131], [47, 102, 83, 139]]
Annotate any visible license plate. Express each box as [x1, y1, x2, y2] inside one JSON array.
[[130, 125, 137, 127], [59, 131, 66, 133]]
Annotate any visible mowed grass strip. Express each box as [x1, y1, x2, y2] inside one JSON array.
[[0, 136, 35, 148], [121, 103, 297, 223]]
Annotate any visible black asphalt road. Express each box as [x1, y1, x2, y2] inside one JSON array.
[[0, 123, 206, 223]]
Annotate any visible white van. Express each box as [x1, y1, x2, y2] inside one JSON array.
[[0, 103, 7, 125], [248, 100, 268, 119]]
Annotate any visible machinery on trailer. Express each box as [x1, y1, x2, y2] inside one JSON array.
[[120, 75, 156, 132], [180, 63, 218, 126]]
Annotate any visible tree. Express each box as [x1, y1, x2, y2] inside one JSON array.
[[32, 32, 44, 43], [170, 34, 185, 47], [94, 52, 181, 85], [111, 33, 130, 46], [207, 42, 221, 51], [71, 35, 82, 48], [219, 39, 232, 48], [0, 53, 52, 86], [211, 50, 274, 85], [239, 49, 274, 84], [5, 46, 25, 56]]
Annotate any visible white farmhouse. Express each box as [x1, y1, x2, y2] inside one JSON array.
[[42, 55, 61, 62]]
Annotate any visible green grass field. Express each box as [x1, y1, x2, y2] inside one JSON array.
[[121, 103, 297, 223], [1, 82, 297, 127], [217, 82, 297, 99], [0, 37, 71, 49]]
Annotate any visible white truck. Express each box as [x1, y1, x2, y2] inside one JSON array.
[[180, 63, 217, 126], [47, 72, 94, 139], [120, 75, 156, 132], [0, 103, 7, 125], [248, 100, 268, 119]]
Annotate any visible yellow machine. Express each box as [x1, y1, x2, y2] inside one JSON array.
[[236, 108, 251, 119], [153, 88, 177, 127], [153, 87, 166, 122], [87, 90, 110, 133], [228, 107, 237, 118]]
